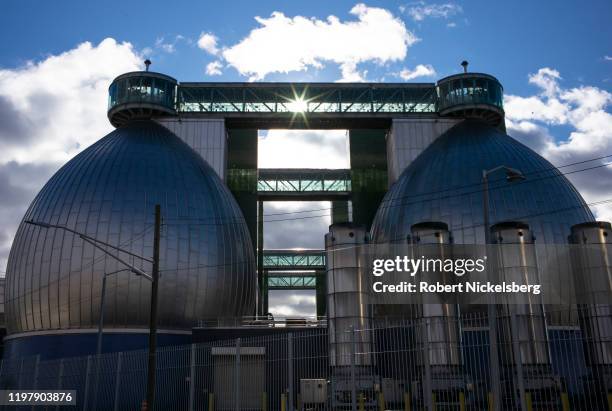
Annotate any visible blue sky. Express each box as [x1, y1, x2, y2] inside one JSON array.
[[2, 0, 610, 90], [0, 1, 611, 316]]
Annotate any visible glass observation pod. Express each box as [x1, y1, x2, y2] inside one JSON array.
[[107, 71, 177, 127], [436, 73, 505, 129]]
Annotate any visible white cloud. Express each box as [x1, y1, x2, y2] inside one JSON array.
[[155, 37, 176, 53], [505, 68, 612, 221], [206, 61, 223, 76], [264, 201, 331, 249], [154, 35, 190, 54], [529, 67, 562, 98], [268, 290, 316, 317], [338, 62, 368, 82], [197, 32, 219, 55], [258, 129, 349, 168], [0, 38, 142, 273], [398, 63, 436, 80], [405, 2, 462, 21], [220, 4, 418, 81], [604, 55, 612, 61]]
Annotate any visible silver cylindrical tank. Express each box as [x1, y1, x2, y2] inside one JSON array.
[[569, 221, 612, 368], [491, 222, 549, 366], [325, 223, 372, 367], [410, 222, 461, 369]]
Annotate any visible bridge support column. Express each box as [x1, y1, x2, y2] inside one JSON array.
[[226, 128, 259, 315], [262, 269, 269, 315], [315, 270, 327, 317], [349, 130, 388, 230], [258, 200, 265, 316], [332, 201, 350, 224]]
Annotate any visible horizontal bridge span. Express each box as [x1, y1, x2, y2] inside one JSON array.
[[258, 168, 351, 199], [262, 249, 326, 270], [267, 274, 318, 290], [178, 82, 438, 114], [178, 82, 438, 128], [228, 168, 387, 200]]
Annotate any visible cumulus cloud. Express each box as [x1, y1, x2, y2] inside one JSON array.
[[258, 129, 349, 168], [264, 201, 332, 250], [505, 68, 612, 221], [0, 38, 142, 273], [403, 2, 462, 21], [206, 61, 223, 76], [152, 35, 190, 55], [398, 64, 436, 80], [219, 4, 418, 81], [197, 32, 219, 55], [268, 290, 316, 317]]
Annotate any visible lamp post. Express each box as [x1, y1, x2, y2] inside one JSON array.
[[482, 166, 525, 411], [25, 204, 162, 411]]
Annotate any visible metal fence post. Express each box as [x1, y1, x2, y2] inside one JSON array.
[[82, 355, 92, 411], [510, 313, 527, 411], [17, 358, 23, 389], [30, 355, 40, 411], [288, 333, 294, 411], [33, 355, 40, 389], [422, 318, 433, 411], [189, 344, 196, 411], [235, 338, 241, 411], [56, 358, 64, 411], [350, 326, 357, 411], [113, 352, 123, 411]]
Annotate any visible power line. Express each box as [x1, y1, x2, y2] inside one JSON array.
[[152, 197, 612, 273], [6, 196, 610, 313], [257, 153, 612, 218], [4, 154, 612, 303], [163, 158, 612, 225]]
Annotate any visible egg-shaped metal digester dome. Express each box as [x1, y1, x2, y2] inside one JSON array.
[[371, 120, 593, 244], [5, 121, 255, 334]]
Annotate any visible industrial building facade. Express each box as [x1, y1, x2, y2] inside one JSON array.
[[0, 67, 610, 410]]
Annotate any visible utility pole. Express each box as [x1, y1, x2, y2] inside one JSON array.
[[146, 204, 162, 411]]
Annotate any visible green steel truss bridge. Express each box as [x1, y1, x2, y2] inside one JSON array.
[[258, 169, 351, 200], [263, 249, 325, 290], [267, 274, 318, 290], [261, 250, 326, 312], [263, 249, 326, 272], [227, 168, 386, 200]]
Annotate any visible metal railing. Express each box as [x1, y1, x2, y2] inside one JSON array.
[[178, 83, 438, 114], [258, 169, 352, 196], [0, 310, 610, 410]]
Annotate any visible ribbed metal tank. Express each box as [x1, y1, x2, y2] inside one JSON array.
[[371, 120, 593, 245], [325, 223, 372, 367], [410, 222, 461, 369], [491, 222, 549, 367], [5, 121, 256, 334], [569, 221, 612, 368]]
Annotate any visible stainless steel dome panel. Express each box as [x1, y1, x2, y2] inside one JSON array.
[[5, 121, 255, 334], [371, 120, 593, 245]]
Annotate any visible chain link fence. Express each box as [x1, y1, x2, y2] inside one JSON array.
[[0, 309, 609, 410]]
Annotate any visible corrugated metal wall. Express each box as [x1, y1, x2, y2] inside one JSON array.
[[386, 118, 460, 185], [157, 118, 228, 181]]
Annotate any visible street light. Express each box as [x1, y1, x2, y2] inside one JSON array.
[[482, 166, 525, 411], [24, 204, 162, 411]]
